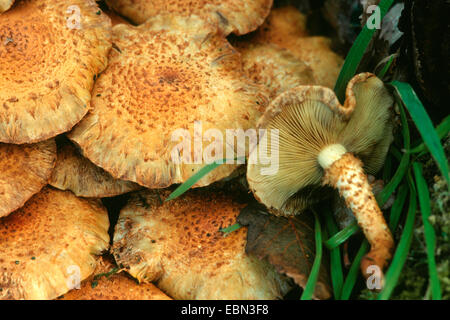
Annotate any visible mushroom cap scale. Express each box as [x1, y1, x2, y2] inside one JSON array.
[[0, 0, 111, 144], [49, 141, 141, 198], [0, 187, 110, 300], [0, 139, 56, 218], [112, 189, 292, 300], [68, 16, 268, 189], [105, 0, 273, 35], [247, 73, 394, 214]]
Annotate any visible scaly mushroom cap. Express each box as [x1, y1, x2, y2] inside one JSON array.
[[0, 187, 110, 300], [250, 6, 343, 89], [105, 0, 273, 35], [49, 141, 141, 198], [68, 16, 268, 189], [253, 5, 309, 43], [247, 73, 394, 214], [59, 256, 172, 300], [112, 189, 292, 300], [0, 140, 56, 218], [232, 41, 316, 99], [0, 0, 111, 144], [0, 0, 14, 13]]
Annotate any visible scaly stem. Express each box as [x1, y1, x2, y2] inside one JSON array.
[[319, 145, 394, 281]]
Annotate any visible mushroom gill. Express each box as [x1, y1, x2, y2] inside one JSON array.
[[247, 73, 395, 280]]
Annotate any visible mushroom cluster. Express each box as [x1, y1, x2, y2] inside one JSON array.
[[0, 0, 393, 300]]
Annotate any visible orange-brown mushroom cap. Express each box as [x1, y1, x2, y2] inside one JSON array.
[[0, 0, 111, 144], [247, 73, 394, 214], [49, 141, 141, 198], [59, 256, 172, 300], [105, 0, 273, 35], [112, 189, 292, 300], [0, 0, 14, 13], [0, 139, 56, 218], [232, 41, 316, 99], [249, 6, 343, 89], [0, 187, 110, 300], [68, 16, 268, 189]]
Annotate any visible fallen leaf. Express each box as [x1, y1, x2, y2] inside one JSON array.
[[237, 202, 332, 300]]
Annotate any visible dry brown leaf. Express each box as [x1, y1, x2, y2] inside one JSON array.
[[237, 202, 331, 300]]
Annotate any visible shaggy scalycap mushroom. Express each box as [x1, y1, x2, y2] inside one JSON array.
[[59, 256, 172, 300], [247, 73, 394, 278], [250, 5, 343, 89], [0, 0, 14, 13], [0, 187, 109, 300], [0, 0, 111, 144], [106, 0, 273, 35], [232, 41, 316, 99], [68, 16, 268, 189], [112, 189, 292, 300], [0, 139, 56, 218], [49, 140, 141, 198]]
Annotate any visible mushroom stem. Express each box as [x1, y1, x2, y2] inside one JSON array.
[[319, 145, 394, 280]]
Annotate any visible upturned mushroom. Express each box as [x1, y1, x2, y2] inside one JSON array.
[[0, 187, 109, 300], [105, 0, 273, 35], [247, 73, 395, 278], [112, 189, 292, 300]]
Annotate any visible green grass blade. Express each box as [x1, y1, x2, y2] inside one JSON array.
[[166, 157, 245, 201], [325, 102, 411, 250], [413, 162, 442, 300], [166, 161, 225, 201], [376, 102, 411, 205], [324, 213, 344, 299], [388, 183, 408, 231], [390, 81, 450, 187], [300, 211, 323, 300], [378, 173, 417, 300], [410, 115, 450, 154], [377, 54, 395, 79], [334, 0, 394, 101], [324, 222, 359, 250], [382, 153, 394, 182], [340, 241, 370, 300], [220, 223, 242, 234]]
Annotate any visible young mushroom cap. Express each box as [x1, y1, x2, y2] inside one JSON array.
[[49, 140, 141, 198], [0, 0, 111, 144], [59, 256, 172, 300], [0, 187, 110, 300], [68, 16, 268, 189], [231, 41, 316, 99], [0, 0, 14, 13], [105, 0, 273, 35], [247, 73, 394, 278], [112, 189, 292, 300], [0, 139, 56, 218]]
